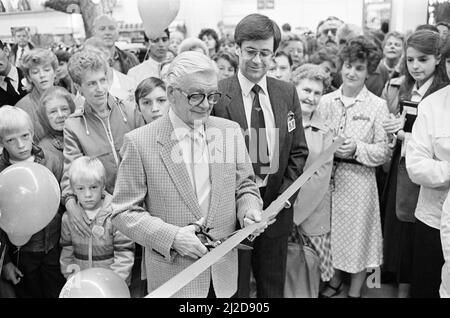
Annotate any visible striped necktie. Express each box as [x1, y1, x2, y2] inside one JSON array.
[[190, 131, 211, 217]]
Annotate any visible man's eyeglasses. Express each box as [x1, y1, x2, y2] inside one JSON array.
[[242, 47, 274, 60], [151, 37, 169, 44], [175, 88, 222, 107], [321, 28, 338, 36]]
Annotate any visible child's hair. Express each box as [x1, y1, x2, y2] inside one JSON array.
[[0, 106, 34, 140], [212, 51, 239, 71], [68, 156, 106, 188], [134, 77, 167, 105]]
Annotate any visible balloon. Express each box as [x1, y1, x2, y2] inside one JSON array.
[[8, 234, 32, 247], [59, 268, 130, 298], [0, 162, 60, 244], [138, 0, 180, 39]]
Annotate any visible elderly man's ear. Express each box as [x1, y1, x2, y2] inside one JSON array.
[[166, 86, 176, 104]]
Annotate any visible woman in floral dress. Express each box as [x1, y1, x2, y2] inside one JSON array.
[[318, 36, 390, 298]]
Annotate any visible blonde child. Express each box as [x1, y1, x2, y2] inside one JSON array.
[[60, 156, 134, 285], [0, 105, 64, 298]]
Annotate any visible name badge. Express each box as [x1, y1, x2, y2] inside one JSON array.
[[287, 111, 296, 132]]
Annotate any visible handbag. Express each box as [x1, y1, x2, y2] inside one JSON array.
[[284, 232, 321, 298]]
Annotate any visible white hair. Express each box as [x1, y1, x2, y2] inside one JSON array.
[[166, 51, 217, 88], [93, 14, 117, 29]]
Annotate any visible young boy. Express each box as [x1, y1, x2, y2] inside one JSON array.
[[0, 105, 65, 298], [60, 156, 135, 285]]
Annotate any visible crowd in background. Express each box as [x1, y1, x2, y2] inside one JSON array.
[[1, 11, 450, 299]]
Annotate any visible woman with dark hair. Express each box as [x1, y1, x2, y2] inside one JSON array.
[[134, 77, 169, 124], [54, 49, 75, 94], [318, 36, 390, 298], [267, 51, 293, 83], [198, 28, 220, 57], [38, 86, 76, 162], [213, 51, 238, 81], [381, 30, 449, 298], [310, 46, 340, 92]]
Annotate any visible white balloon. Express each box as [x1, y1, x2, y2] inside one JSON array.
[[138, 0, 180, 39]]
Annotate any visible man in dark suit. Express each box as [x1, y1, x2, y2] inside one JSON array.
[[212, 13, 309, 298], [0, 40, 27, 107], [9, 28, 34, 68]]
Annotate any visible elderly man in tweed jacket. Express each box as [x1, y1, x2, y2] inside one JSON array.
[[112, 51, 265, 298]]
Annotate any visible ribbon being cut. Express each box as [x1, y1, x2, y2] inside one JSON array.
[[146, 137, 345, 298]]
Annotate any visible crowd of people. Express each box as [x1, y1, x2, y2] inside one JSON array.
[[1, 11, 450, 299]]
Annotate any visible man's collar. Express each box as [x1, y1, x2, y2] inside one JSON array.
[[169, 108, 206, 142], [237, 70, 268, 97], [0, 65, 18, 82]]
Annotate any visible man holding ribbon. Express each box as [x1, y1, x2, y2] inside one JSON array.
[[212, 14, 309, 298], [112, 51, 266, 298]]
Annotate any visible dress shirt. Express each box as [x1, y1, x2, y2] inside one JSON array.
[[169, 109, 211, 215], [0, 66, 19, 92], [237, 70, 276, 188], [127, 57, 161, 84], [15, 45, 30, 67]]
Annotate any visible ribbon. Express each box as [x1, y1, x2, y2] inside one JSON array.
[[146, 137, 346, 298]]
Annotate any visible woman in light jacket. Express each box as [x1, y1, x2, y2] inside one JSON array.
[[381, 30, 449, 298], [406, 63, 450, 298], [290, 64, 334, 291]]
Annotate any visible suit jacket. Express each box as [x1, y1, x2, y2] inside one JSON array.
[[0, 66, 27, 107], [112, 115, 263, 298], [9, 42, 34, 67], [212, 75, 309, 238]]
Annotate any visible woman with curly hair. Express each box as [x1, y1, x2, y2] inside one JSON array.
[[318, 36, 390, 298]]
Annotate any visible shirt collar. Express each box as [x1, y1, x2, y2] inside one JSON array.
[[334, 85, 370, 104], [412, 76, 434, 99], [0, 66, 18, 83], [169, 108, 205, 142], [237, 70, 268, 97]]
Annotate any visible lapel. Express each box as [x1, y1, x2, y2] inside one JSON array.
[[157, 116, 203, 220], [203, 119, 223, 228], [266, 77, 287, 145], [17, 68, 27, 96], [223, 76, 248, 131]]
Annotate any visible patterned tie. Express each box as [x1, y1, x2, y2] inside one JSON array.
[[190, 131, 211, 217], [250, 84, 270, 178]]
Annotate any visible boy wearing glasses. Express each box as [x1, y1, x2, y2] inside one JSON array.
[[128, 29, 170, 84], [212, 13, 309, 298]]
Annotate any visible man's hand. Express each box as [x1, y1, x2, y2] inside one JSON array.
[[172, 218, 208, 260], [244, 209, 274, 241], [3, 262, 23, 285], [66, 198, 91, 237], [335, 139, 357, 159]]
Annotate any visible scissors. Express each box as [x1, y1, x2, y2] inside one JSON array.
[[188, 223, 253, 251]]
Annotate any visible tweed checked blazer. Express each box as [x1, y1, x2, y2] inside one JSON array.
[[112, 114, 263, 298]]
